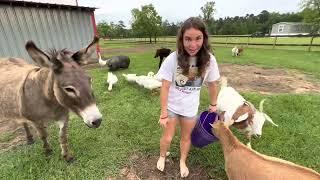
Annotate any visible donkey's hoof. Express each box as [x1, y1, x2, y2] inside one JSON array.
[[64, 154, 75, 163]]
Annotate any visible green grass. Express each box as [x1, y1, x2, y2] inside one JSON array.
[[103, 40, 320, 79], [213, 47, 320, 79], [0, 45, 319, 179], [111, 36, 320, 51], [0, 132, 15, 143]]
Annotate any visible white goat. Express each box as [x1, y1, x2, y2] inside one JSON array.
[[211, 117, 320, 180], [217, 76, 278, 148], [232, 46, 239, 56], [106, 72, 118, 91]]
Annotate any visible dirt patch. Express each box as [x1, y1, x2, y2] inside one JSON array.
[[219, 64, 320, 94], [107, 153, 214, 180]]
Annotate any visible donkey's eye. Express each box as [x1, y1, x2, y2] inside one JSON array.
[[65, 87, 75, 93], [63, 86, 78, 97]]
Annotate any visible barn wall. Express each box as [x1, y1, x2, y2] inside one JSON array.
[[0, 4, 96, 63]]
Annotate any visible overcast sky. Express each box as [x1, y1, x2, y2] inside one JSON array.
[[78, 0, 302, 27]]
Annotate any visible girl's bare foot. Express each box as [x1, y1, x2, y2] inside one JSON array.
[[180, 160, 189, 178], [157, 156, 166, 172]]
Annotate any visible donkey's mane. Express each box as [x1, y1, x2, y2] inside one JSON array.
[[47, 49, 74, 61]]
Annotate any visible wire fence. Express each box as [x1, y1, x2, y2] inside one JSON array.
[[105, 34, 320, 52]]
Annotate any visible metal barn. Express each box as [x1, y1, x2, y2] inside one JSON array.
[[270, 22, 312, 36], [0, 0, 98, 63]]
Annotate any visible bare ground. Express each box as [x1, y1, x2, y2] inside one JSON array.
[[1, 62, 319, 179], [107, 152, 214, 180], [219, 63, 320, 94]]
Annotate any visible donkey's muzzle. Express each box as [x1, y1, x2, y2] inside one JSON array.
[[91, 118, 102, 128]]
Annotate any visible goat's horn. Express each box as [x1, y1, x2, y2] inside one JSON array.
[[259, 99, 266, 112], [263, 113, 278, 127]]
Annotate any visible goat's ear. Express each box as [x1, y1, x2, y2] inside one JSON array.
[[235, 113, 249, 122], [25, 41, 51, 68], [72, 36, 99, 65]]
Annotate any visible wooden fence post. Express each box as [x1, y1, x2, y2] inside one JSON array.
[[308, 36, 315, 52], [273, 36, 278, 49], [247, 36, 250, 48], [225, 37, 228, 47]]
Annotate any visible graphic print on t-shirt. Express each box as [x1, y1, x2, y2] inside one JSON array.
[[174, 59, 203, 94]]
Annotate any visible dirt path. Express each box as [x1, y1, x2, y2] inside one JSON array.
[[107, 153, 214, 180], [219, 63, 320, 94]]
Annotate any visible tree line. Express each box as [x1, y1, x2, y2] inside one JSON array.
[[97, 0, 320, 42]]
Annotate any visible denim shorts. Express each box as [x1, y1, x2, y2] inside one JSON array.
[[167, 109, 197, 120]]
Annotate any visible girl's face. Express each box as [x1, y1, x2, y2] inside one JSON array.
[[183, 27, 204, 57]]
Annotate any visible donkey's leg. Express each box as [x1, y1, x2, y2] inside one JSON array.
[[34, 123, 52, 155], [57, 118, 74, 162], [23, 122, 34, 144]]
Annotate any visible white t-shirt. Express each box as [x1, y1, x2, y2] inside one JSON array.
[[156, 51, 220, 117]]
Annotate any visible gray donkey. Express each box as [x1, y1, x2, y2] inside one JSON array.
[[0, 36, 102, 162]]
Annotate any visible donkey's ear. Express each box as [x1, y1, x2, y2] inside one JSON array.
[[72, 36, 99, 65], [25, 41, 51, 68]]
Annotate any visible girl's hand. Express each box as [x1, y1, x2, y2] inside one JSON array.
[[208, 104, 217, 113], [159, 116, 169, 128]]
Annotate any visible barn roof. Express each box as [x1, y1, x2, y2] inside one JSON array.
[[272, 22, 310, 26], [0, 0, 96, 11]]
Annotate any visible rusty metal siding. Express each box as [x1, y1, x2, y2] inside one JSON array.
[[0, 4, 95, 63]]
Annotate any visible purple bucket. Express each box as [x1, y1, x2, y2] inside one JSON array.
[[191, 111, 219, 148]]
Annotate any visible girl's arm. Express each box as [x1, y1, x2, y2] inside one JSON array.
[[207, 81, 218, 112], [160, 80, 171, 118]]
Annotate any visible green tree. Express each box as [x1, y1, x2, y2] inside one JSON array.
[[161, 20, 180, 36], [97, 21, 110, 38], [116, 20, 126, 38], [200, 1, 216, 34], [131, 4, 162, 43], [300, 0, 320, 33]]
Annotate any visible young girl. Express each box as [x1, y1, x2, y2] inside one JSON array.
[[156, 17, 220, 178]]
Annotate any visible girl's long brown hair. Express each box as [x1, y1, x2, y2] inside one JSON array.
[[176, 17, 211, 77]]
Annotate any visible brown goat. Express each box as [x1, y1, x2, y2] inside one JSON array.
[[0, 37, 103, 162], [211, 114, 320, 180]]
